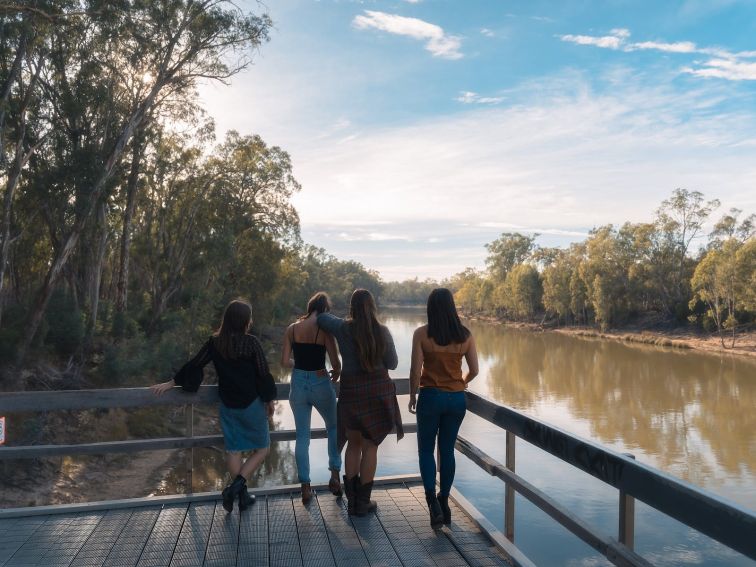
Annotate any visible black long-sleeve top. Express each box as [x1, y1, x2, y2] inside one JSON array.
[[174, 334, 278, 408]]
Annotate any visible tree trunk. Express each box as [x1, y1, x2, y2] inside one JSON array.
[[115, 134, 143, 313], [84, 200, 109, 342], [16, 91, 156, 362]]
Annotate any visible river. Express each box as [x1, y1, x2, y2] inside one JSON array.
[[164, 308, 756, 566]]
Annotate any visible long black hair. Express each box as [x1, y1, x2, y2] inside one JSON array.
[[346, 288, 386, 371], [426, 288, 470, 346]]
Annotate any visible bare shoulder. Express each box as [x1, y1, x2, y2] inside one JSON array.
[[413, 324, 428, 339]]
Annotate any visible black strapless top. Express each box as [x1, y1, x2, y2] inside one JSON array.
[[292, 325, 326, 371]]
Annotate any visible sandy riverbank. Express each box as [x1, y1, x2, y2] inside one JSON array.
[[468, 316, 756, 359]]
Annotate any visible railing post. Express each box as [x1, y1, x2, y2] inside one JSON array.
[[505, 430, 516, 542], [185, 403, 194, 494], [619, 453, 635, 549]]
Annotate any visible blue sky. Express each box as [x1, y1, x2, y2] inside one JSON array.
[[200, 0, 756, 280]]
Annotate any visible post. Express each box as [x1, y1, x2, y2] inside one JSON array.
[[505, 430, 516, 542], [185, 404, 194, 494], [619, 453, 635, 549]]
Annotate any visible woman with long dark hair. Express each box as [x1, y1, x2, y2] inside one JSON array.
[[409, 288, 478, 528], [281, 292, 343, 504], [151, 299, 277, 513], [317, 289, 403, 516]]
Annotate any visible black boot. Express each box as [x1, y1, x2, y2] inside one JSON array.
[[354, 477, 377, 517], [344, 475, 356, 515], [239, 485, 256, 511], [426, 492, 444, 529], [222, 475, 246, 513], [437, 492, 451, 525]]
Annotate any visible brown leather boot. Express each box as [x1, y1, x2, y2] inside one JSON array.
[[301, 483, 312, 504]]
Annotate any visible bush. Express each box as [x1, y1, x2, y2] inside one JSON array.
[[44, 288, 84, 356]]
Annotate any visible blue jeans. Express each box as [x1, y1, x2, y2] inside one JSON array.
[[416, 388, 466, 496], [289, 368, 341, 483]]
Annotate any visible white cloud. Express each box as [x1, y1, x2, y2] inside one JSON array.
[[402, 0, 422, 3], [352, 10, 463, 60], [684, 58, 756, 81], [455, 91, 505, 104], [629, 40, 698, 53], [480, 28, 495, 37], [559, 28, 756, 81]]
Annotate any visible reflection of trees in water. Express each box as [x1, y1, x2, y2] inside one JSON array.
[[470, 322, 756, 481], [158, 406, 297, 494]]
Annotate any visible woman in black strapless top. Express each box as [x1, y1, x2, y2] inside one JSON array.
[[281, 292, 343, 503]]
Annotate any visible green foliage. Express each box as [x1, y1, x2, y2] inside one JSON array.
[[44, 289, 85, 356]]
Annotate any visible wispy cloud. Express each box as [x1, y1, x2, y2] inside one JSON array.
[[480, 28, 496, 37], [559, 28, 756, 81], [456, 91, 505, 104], [352, 10, 463, 60]]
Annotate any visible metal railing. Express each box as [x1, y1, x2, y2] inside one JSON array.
[[1, 381, 754, 566]]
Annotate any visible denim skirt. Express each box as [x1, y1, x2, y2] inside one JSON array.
[[219, 398, 270, 452]]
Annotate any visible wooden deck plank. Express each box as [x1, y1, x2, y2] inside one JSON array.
[[102, 507, 162, 567], [168, 502, 214, 567], [236, 493, 268, 566], [405, 484, 511, 567], [202, 501, 239, 567], [315, 490, 370, 567], [4, 513, 100, 567], [0, 517, 48, 565], [291, 491, 337, 567], [349, 487, 403, 567], [69, 509, 133, 567], [267, 494, 304, 567], [135, 504, 189, 567], [3, 481, 521, 567]]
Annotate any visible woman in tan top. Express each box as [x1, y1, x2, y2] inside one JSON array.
[[409, 288, 478, 529]]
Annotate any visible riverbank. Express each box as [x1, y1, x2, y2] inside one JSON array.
[[468, 316, 756, 359]]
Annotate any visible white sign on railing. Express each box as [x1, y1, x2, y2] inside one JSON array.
[[0, 416, 5, 445]]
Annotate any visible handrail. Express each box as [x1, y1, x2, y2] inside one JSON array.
[[462, 390, 756, 561], [0, 379, 411, 413], [0, 380, 754, 562]]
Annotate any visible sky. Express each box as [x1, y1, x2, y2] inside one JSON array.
[[200, 0, 756, 281]]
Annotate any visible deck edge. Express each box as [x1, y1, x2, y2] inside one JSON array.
[[0, 473, 422, 519], [449, 486, 537, 567]]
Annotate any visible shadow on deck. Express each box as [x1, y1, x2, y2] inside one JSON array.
[[0, 477, 513, 567]]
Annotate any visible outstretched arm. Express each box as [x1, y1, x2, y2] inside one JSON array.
[[151, 339, 212, 395]]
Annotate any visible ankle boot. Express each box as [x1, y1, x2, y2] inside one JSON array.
[[344, 475, 356, 515], [301, 483, 312, 505], [354, 477, 377, 516], [239, 485, 255, 511], [426, 492, 444, 529], [437, 492, 451, 525], [222, 475, 246, 513]]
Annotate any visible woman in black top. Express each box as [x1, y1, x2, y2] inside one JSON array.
[[151, 299, 277, 513], [281, 292, 342, 504]]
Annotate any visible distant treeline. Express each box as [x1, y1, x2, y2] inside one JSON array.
[[0, 2, 381, 380], [448, 189, 755, 347]]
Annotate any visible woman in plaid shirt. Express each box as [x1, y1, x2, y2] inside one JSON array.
[[317, 289, 404, 516]]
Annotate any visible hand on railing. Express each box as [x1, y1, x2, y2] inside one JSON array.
[[150, 379, 176, 396], [408, 392, 417, 414]]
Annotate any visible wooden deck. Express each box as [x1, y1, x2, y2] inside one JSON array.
[[0, 480, 513, 567]]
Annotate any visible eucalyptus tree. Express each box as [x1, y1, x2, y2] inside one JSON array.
[[15, 0, 272, 361]]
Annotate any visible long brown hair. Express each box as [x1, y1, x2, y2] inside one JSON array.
[[298, 291, 331, 321], [214, 299, 252, 359], [346, 289, 385, 371]]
